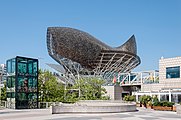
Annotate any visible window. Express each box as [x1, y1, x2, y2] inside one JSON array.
[[28, 63, 33, 74], [18, 63, 27, 74], [17, 93, 27, 100], [166, 66, 180, 78], [7, 92, 15, 98], [11, 77, 15, 87], [7, 77, 11, 88], [11, 58, 16, 73], [7, 77, 15, 88], [7, 60, 11, 73], [28, 78, 33, 88], [33, 62, 38, 75]]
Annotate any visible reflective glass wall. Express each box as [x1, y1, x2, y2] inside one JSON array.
[[6, 56, 38, 109], [6, 58, 16, 108], [166, 66, 180, 79]]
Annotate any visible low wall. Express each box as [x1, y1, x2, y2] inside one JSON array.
[[52, 100, 136, 114]]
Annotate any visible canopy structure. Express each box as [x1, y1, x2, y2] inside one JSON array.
[[47, 27, 141, 84]]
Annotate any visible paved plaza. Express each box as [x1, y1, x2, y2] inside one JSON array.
[[0, 107, 181, 120]]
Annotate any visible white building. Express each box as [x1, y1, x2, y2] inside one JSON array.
[[0, 64, 6, 83]]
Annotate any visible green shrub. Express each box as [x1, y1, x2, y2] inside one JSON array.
[[139, 95, 152, 104], [153, 101, 174, 107], [147, 101, 152, 106], [163, 101, 174, 107], [101, 96, 110, 100], [152, 96, 159, 106], [152, 96, 159, 103], [123, 95, 135, 102], [153, 101, 160, 106]]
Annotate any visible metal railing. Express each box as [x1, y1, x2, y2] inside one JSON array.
[[119, 70, 159, 86]]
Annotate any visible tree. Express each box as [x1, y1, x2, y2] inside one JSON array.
[[38, 69, 64, 102], [0, 83, 6, 101], [38, 70, 109, 103], [72, 77, 108, 100]]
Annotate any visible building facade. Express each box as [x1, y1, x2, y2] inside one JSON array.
[[6, 56, 38, 109], [0, 64, 6, 83], [133, 56, 181, 103]]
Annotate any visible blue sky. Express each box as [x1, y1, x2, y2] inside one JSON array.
[[0, 0, 181, 71]]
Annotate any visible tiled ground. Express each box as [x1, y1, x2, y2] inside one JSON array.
[[0, 107, 180, 120]]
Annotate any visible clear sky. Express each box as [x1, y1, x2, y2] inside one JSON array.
[[0, 0, 181, 71]]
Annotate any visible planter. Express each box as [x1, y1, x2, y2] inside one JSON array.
[[173, 106, 176, 112], [141, 103, 147, 108], [136, 103, 141, 107], [146, 104, 152, 109], [152, 106, 173, 111]]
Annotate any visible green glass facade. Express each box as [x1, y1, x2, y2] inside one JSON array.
[[6, 56, 38, 109]]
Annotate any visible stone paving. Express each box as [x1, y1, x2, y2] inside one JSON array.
[[0, 107, 181, 120]]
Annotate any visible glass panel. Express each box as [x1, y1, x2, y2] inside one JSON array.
[[7, 60, 11, 73], [33, 78, 37, 88], [28, 62, 33, 74], [160, 94, 169, 101], [33, 62, 38, 75], [18, 63, 27, 74], [17, 77, 24, 87], [11, 58, 16, 73], [17, 77, 28, 92], [28, 93, 37, 100], [7, 92, 15, 98], [12, 77, 15, 87], [171, 94, 177, 102], [7, 93, 11, 98], [178, 94, 181, 103], [7, 77, 11, 88], [166, 66, 180, 78], [28, 78, 33, 88], [24, 79, 28, 92], [17, 93, 28, 100], [12, 92, 15, 98]]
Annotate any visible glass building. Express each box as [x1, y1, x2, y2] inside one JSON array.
[[6, 56, 38, 109]]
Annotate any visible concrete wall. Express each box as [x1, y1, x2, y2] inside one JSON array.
[[114, 85, 122, 100], [103, 85, 132, 100], [52, 102, 137, 114], [103, 85, 122, 100], [103, 86, 115, 100], [141, 82, 181, 91], [141, 83, 162, 91]]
